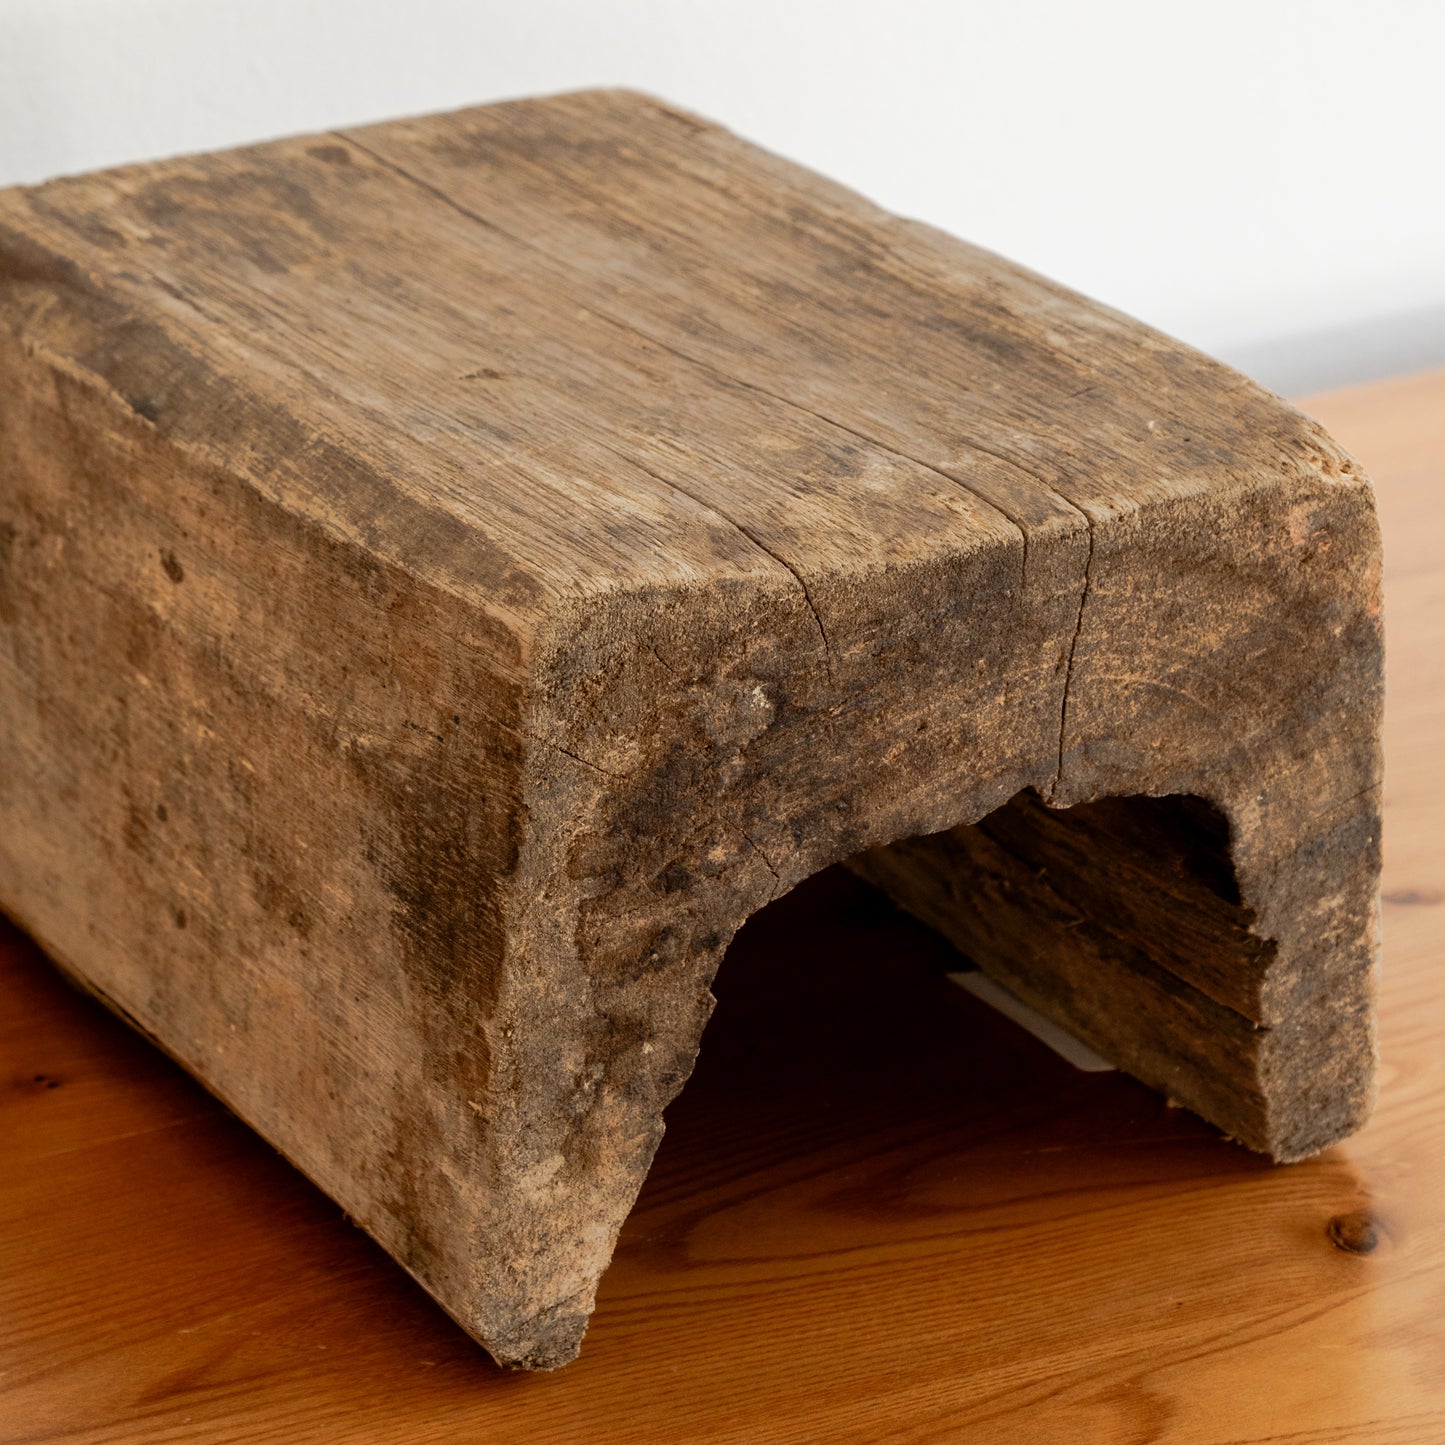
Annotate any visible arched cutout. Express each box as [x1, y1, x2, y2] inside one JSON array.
[[844, 790, 1278, 1150]]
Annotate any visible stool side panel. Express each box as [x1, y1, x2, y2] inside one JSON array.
[[0, 316, 544, 1351]]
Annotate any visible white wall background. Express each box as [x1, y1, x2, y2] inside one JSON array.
[[2, 0, 1442, 393]]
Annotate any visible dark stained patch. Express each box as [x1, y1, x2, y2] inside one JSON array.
[[362, 715, 523, 1033], [654, 863, 693, 894]]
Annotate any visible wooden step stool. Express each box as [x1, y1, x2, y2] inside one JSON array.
[[0, 90, 1382, 1369]]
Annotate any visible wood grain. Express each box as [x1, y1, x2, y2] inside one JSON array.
[[0, 92, 1384, 1363], [0, 367, 1440, 1438]]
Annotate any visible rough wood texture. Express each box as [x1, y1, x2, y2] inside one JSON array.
[[0, 369, 1432, 1442], [0, 90, 1381, 1369]]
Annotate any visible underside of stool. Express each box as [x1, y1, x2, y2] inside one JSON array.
[[0, 90, 1381, 1369]]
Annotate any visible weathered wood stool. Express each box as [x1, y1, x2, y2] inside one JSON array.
[[0, 91, 1382, 1369]]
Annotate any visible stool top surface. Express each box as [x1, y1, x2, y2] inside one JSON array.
[[0, 90, 1342, 625]]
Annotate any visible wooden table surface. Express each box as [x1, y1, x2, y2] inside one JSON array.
[[3, 368, 1443, 1444]]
